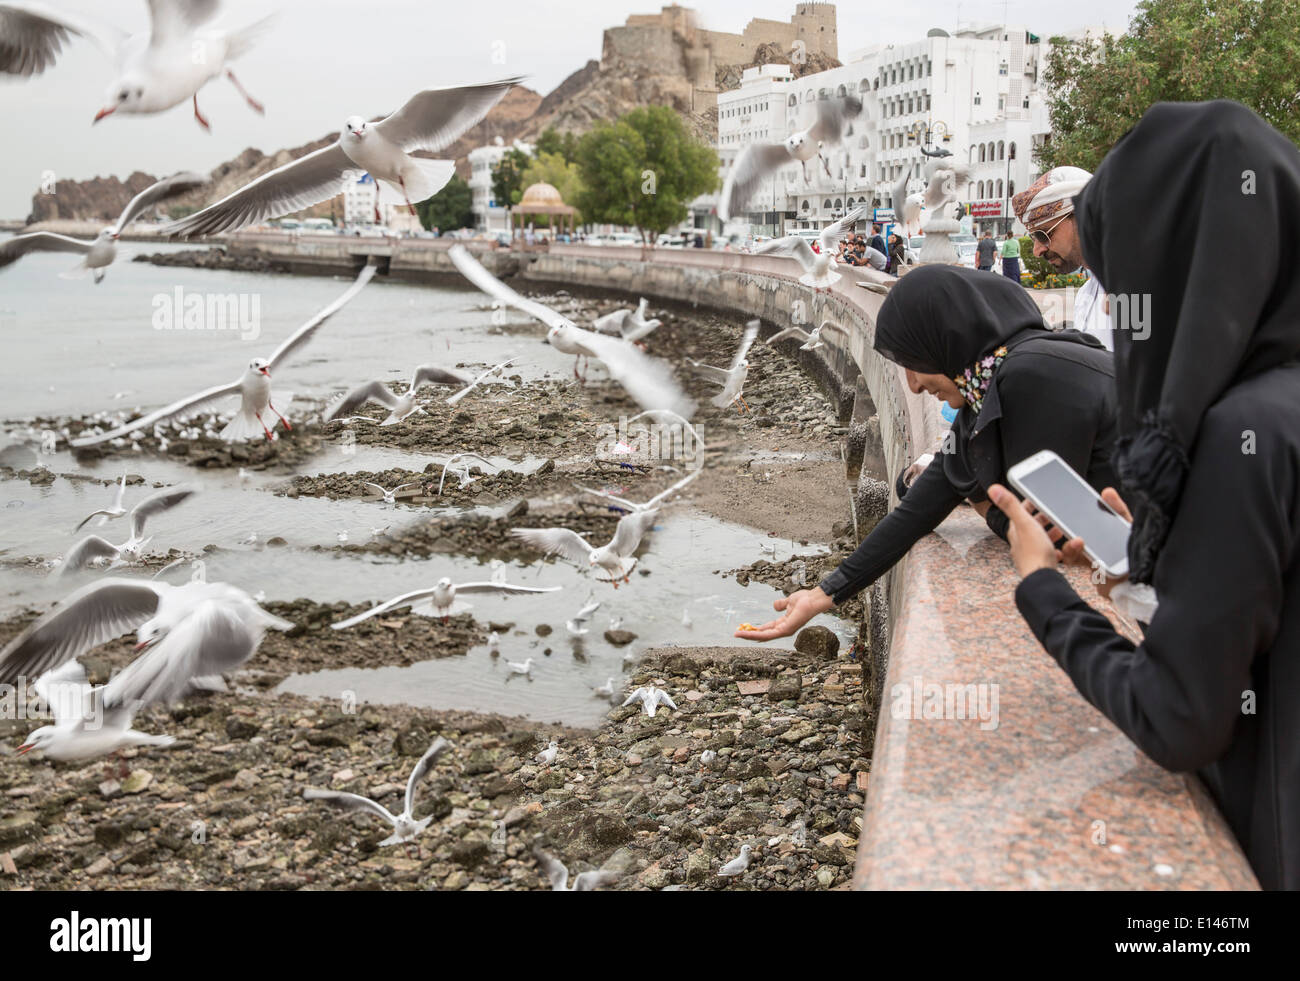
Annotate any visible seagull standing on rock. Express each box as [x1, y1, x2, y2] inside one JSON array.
[[69, 264, 376, 446], [534, 739, 558, 766], [718, 844, 754, 877], [302, 737, 451, 848], [0, 171, 205, 282], [164, 78, 522, 235], [0, 0, 274, 128], [330, 578, 560, 628]]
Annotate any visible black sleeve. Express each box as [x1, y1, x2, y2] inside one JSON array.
[[1013, 416, 1289, 772], [818, 459, 965, 604]]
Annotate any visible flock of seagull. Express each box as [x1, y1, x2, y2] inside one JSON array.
[[0, 0, 869, 886]]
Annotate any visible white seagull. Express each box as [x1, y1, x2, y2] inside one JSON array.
[[766, 319, 848, 352], [686, 318, 761, 412], [592, 677, 615, 698], [511, 509, 660, 587], [718, 95, 863, 221], [436, 452, 497, 494], [534, 739, 558, 765], [324, 358, 513, 427], [361, 480, 422, 505], [622, 685, 678, 718], [76, 471, 128, 529], [15, 661, 175, 761], [330, 577, 561, 628], [61, 485, 197, 574], [0, 171, 205, 282], [164, 78, 521, 236], [592, 298, 662, 343], [0, 0, 273, 128], [533, 844, 619, 891], [718, 843, 754, 877], [565, 594, 601, 636], [0, 577, 294, 708], [754, 207, 864, 290], [69, 264, 376, 446], [448, 245, 694, 418], [74, 480, 190, 533], [302, 737, 451, 847], [507, 657, 535, 678], [574, 468, 700, 514]]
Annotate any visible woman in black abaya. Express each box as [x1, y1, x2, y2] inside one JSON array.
[[736, 264, 1118, 639], [992, 100, 1300, 889]]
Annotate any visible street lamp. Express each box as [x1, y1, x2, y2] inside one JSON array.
[[1004, 142, 1016, 235]]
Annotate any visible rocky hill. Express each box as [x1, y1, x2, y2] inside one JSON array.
[[716, 42, 842, 91]]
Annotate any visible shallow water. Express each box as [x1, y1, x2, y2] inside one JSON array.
[[0, 250, 852, 726]]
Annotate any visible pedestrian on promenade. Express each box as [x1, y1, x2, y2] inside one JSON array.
[[1000, 230, 1021, 281], [976, 229, 997, 271], [991, 100, 1300, 891], [735, 265, 1116, 642]]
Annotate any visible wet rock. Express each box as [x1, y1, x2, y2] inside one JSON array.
[[767, 672, 803, 702], [794, 625, 840, 661], [225, 717, 261, 740], [603, 629, 637, 646]]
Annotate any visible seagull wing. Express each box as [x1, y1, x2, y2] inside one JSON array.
[[566, 328, 695, 419], [111, 472, 127, 508], [391, 482, 423, 495], [448, 581, 562, 596], [61, 535, 120, 571], [571, 870, 619, 891], [591, 309, 629, 335], [0, 578, 164, 685], [445, 357, 515, 405], [330, 588, 441, 629], [766, 326, 811, 345], [572, 483, 638, 511], [0, 2, 121, 75], [654, 689, 679, 710], [323, 380, 400, 421], [374, 77, 524, 153], [818, 320, 848, 338], [820, 207, 864, 253], [404, 736, 450, 816], [146, 0, 220, 47], [447, 245, 570, 330], [266, 264, 376, 373], [532, 846, 569, 891], [410, 364, 474, 392], [684, 358, 732, 385], [729, 319, 761, 373], [74, 509, 117, 533], [643, 468, 702, 510], [608, 508, 659, 557], [162, 143, 356, 239], [128, 486, 197, 541], [509, 528, 592, 564], [68, 379, 243, 447], [0, 232, 91, 268], [754, 235, 817, 274], [303, 789, 397, 826], [101, 598, 258, 708], [718, 143, 792, 222], [32, 660, 92, 724], [622, 687, 648, 707], [113, 171, 207, 235], [362, 482, 388, 497], [806, 95, 863, 145]]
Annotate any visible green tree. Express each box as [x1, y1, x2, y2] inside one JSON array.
[[534, 127, 580, 163], [1040, 0, 1300, 172], [518, 151, 585, 219], [416, 174, 473, 232], [490, 146, 531, 208], [574, 106, 719, 243]]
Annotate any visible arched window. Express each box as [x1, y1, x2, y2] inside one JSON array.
[[1009, 141, 1017, 159], [823, 199, 833, 209], [834, 198, 843, 210], [970, 145, 978, 164], [996, 179, 1003, 199], [977, 180, 986, 198], [997, 140, 1005, 160], [979, 145, 987, 163], [1007, 180, 1015, 197], [801, 200, 810, 211], [818, 87, 830, 100], [837, 84, 847, 97], [788, 94, 797, 106], [805, 89, 815, 103], [859, 78, 870, 92]]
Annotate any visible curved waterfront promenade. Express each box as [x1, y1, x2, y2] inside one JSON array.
[[211, 233, 1258, 889]]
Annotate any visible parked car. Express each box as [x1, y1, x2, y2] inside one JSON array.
[[950, 233, 978, 268]]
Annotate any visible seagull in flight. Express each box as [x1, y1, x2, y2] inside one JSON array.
[[324, 358, 514, 427], [718, 95, 863, 221], [511, 509, 660, 587], [62, 485, 197, 573], [76, 472, 128, 529], [533, 844, 620, 891], [592, 298, 662, 344], [15, 660, 176, 761], [766, 320, 848, 352], [448, 245, 694, 419], [436, 452, 497, 494], [330, 577, 561, 628], [0, 577, 294, 709], [686, 319, 761, 412], [361, 480, 422, 505], [0, 0, 274, 128], [754, 207, 864, 290], [574, 468, 700, 514], [622, 685, 678, 718], [303, 737, 451, 847], [69, 264, 376, 446], [565, 594, 601, 635], [0, 171, 205, 282], [164, 78, 522, 236]]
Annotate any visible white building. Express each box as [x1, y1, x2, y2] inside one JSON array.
[[468, 139, 534, 233], [715, 22, 1066, 236], [341, 172, 424, 232]]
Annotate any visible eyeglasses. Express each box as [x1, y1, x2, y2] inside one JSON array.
[[1029, 213, 1071, 247]]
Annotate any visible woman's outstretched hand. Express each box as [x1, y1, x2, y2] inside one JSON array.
[[734, 587, 835, 641], [988, 484, 1060, 579]]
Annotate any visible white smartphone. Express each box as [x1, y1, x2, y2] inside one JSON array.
[[1007, 449, 1130, 578]]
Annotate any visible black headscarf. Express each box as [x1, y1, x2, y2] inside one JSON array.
[[873, 264, 1048, 376], [1075, 100, 1300, 583]]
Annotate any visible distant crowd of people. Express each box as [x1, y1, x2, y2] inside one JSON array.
[[835, 222, 907, 274]]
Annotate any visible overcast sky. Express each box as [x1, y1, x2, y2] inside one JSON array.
[[0, 0, 1140, 218]]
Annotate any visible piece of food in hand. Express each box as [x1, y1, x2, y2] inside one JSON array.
[[737, 622, 757, 631]]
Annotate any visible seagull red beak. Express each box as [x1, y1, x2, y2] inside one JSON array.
[[259, 368, 270, 377], [93, 106, 115, 124], [16, 743, 34, 756]]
